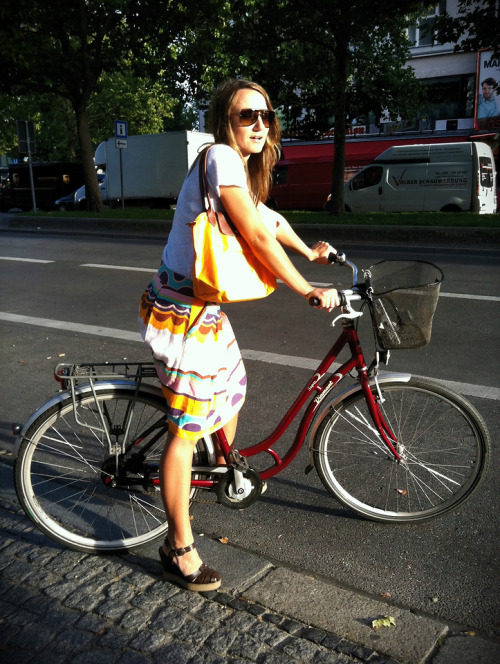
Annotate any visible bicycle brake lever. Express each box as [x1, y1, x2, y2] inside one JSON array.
[[331, 307, 363, 327]]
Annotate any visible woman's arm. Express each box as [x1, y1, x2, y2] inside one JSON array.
[[258, 202, 335, 265], [220, 186, 338, 310]]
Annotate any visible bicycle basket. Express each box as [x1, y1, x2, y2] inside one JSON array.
[[364, 260, 443, 350]]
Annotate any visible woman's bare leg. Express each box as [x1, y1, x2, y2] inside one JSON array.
[[159, 432, 203, 575], [160, 413, 239, 574], [215, 412, 239, 464]]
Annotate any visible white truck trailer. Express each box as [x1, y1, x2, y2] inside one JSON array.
[[343, 141, 497, 214], [94, 130, 214, 207]]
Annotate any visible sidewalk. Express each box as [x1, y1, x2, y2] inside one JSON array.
[[1, 463, 499, 664]]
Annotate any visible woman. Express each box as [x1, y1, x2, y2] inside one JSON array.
[[139, 79, 339, 592]]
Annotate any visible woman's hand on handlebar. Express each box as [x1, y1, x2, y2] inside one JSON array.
[[306, 287, 340, 311], [310, 241, 336, 265]]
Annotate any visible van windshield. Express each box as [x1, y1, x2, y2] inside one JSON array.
[[351, 166, 383, 190]]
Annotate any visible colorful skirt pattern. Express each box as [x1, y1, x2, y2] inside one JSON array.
[[138, 264, 246, 440]]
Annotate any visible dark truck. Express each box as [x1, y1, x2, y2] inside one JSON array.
[[3, 162, 84, 211]]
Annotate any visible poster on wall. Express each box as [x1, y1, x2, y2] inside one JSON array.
[[475, 49, 500, 130]]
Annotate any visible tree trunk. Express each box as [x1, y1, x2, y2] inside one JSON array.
[[329, 35, 349, 217], [75, 104, 103, 213]]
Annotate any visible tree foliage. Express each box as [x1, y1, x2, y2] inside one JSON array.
[[0, 0, 218, 210], [434, 0, 499, 59]]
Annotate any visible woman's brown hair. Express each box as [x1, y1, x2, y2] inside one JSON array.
[[208, 79, 281, 203]]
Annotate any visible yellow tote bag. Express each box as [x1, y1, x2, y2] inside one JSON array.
[[188, 150, 277, 304]]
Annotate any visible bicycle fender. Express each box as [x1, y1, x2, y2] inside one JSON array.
[[13, 381, 164, 457], [306, 372, 411, 468]]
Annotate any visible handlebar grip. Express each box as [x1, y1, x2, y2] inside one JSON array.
[[308, 292, 348, 307]]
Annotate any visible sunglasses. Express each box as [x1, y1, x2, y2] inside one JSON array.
[[234, 108, 276, 128]]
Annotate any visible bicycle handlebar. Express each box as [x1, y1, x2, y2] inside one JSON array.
[[308, 250, 362, 309]]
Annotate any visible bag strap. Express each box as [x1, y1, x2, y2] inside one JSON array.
[[198, 148, 212, 213], [196, 147, 238, 236]]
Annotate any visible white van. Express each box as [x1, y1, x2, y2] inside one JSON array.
[[343, 141, 497, 214]]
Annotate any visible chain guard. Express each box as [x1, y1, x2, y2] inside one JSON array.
[[216, 467, 262, 509]]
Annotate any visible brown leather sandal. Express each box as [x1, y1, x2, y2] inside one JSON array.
[[159, 540, 221, 592]]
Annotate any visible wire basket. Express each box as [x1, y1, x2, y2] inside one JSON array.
[[364, 260, 444, 350]]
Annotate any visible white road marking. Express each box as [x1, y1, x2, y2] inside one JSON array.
[[80, 263, 155, 273], [0, 257, 54, 264], [1, 312, 498, 401]]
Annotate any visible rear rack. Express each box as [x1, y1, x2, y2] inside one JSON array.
[[53, 362, 160, 453], [55, 362, 158, 385]]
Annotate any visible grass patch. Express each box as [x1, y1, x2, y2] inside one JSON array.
[[286, 210, 500, 227], [22, 207, 499, 227]]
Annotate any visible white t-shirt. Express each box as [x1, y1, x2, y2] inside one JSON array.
[[162, 144, 248, 278]]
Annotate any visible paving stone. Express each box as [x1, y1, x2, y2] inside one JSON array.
[[281, 635, 323, 662], [95, 598, 130, 620], [187, 650, 227, 664], [72, 649, 118, 664], [64, 585, 104, 612], [228, 632, 265, 661], [44, 580, 79, 601], [2, 559, 36, 583], [256, 653, 299, 664], [313, 651, 350, 664], [118, 651, 153, 664], [193, 599, 231, 625], [53, 628, 95, 655], [204, 625, 239, 654], [106, 578, 137, 602], [129, 628, 171, 652], [120, 607, 151, 631], [130, 592, 166, 613], [74, 612, 108, 633], [127, 569, 157, 590], [281, 618, 305, 635], [96, 626, 131, 650], [153, 639, 198, 663], [224, 609, 259, 631], [9, 621, 59, 651], [175, 616, 217, 645], [249, 621, 290, 648], [149, 604, 188, 632], [303, 627, 328, 645], [169, 589, 205, 612]]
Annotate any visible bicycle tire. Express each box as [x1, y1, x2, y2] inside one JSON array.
[[312, 377, 490, 522], [15, 387, 211, 553]]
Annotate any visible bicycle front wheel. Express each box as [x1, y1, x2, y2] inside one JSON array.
[[313, 377, 490, 522], [15, 387, 210, 553]]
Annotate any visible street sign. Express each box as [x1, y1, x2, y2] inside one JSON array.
[[114, 119, 128, 139], [16, 120, 36, 155], [115, 138, 128, 149]]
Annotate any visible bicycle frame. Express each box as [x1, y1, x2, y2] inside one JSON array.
[[192, 316, 401, 490]]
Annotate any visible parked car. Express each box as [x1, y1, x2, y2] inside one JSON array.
[[54, 173, 106, 210]]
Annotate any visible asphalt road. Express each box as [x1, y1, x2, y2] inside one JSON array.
[[1, 228, 499, 639]]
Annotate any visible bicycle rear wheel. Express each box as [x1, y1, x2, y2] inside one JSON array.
[[15, 387, 211, 552], [313, 377, 490, 522]]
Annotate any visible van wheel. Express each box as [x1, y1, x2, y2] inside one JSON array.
[[440, 204, 461, 213]]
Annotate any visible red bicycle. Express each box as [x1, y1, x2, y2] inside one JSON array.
[[13, 254, 490, 553]]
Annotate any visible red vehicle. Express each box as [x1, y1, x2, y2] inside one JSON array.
[[268, 130, 495, 210]]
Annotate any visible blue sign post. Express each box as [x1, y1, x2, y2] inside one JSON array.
[[114, 120, 128, 208]]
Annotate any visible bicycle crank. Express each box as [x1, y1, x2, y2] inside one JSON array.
[[216, 467, 263, 509]]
